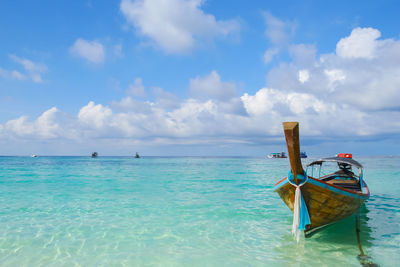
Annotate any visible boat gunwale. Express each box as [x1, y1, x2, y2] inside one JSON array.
[[273, 175, 369, 198]]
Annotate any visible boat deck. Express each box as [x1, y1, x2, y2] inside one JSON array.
[[322, 176, 361, 191]]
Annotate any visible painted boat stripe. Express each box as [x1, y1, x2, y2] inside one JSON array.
[[274, 177, 287, 187], [273, 176, 369, 199], [273, 178, 288, 191], [307, 177, 369, 199]]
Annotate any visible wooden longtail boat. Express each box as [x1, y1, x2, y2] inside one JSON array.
[[273, 122, 370, 237]]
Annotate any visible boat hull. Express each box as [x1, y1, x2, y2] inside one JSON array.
[[274, 177, 369, 234]]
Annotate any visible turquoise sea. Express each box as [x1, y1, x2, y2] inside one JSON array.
[[0, 156, 399, 266]]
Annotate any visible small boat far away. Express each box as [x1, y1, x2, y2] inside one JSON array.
[[135, 152, 140, 158], [91, 152, 98, 158], [268, 152, 287, 158], [31, 154, 38, 158], [300, 151, 307, 158], [273, 122, 369, 238]]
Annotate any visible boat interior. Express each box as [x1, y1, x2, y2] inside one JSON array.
[[308, 161, 362, 192], [321, 174, 361, 191]]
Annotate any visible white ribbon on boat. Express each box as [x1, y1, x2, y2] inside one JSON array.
[[287, 171, 310, 242]]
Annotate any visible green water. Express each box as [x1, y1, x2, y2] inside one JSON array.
[[0, 156, 399, 266]]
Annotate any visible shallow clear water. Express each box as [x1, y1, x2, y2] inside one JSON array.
[[0, 156, 399, 266]]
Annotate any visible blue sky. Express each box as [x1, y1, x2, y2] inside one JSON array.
[[1, 0, 400, 156]]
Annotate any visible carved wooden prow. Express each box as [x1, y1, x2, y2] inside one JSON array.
[[283, 122, 304, 184]]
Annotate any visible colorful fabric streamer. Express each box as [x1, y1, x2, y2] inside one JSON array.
[[287, 171, 311, 242]]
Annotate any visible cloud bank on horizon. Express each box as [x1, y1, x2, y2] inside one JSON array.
[[0, 1, 400, 154]]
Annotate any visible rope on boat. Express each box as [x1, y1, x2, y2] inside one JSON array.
[[287, 171, 311, 242], [355, 213, 379, 267]]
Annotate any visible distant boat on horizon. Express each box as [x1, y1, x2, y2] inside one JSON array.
[[31, 154, 38, 158], [300, 151, 308, 158], [91, 152, 98, 158], [135, 152, 140, 158], [268, 152, 287, 158]]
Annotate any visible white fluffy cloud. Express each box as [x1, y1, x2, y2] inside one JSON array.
[[78, 101, 113, 129], [1, 28, 400, 150], [120, 0, 239, 53], [3, 85, 395, 146], [70, 39, 105, 63], [336, 27, 381, 59], [298, 69, 309, 83], [324, 69, 346, 91], [3, 107, 62, 139], [241, 88, 329, 117], [189, 70, 236, 100], [2, 89, 398, 147], [267, 27, 400, 111]]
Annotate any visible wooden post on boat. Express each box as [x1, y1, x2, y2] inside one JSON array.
[[283, 122, 304, 184]]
